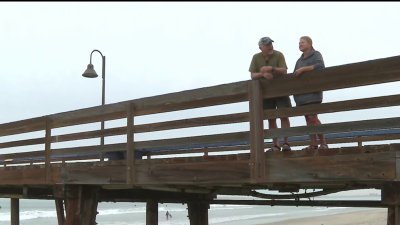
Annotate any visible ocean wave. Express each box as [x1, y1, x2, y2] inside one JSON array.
[[0, 210, 56, 221], [210, 204, 254, 210]]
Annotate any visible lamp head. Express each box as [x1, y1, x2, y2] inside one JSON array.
[[82, 64, 98, 78]]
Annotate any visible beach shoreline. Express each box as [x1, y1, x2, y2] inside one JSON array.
[[256, 208, 387, 225]]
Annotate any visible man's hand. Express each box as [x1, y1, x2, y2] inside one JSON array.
[[262, 72, 273, 80], [251, 72, 263, 80], [294, 65, 314, 77], [260, 66, 273, 73], [293, 67, 305, 77]]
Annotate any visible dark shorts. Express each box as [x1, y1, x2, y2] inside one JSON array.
[[298, 101, 322, 117], [263, 96, 292, 110], [297, 100, 322, 107]]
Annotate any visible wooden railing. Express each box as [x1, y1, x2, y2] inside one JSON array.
[[1, 55, 400, 183]]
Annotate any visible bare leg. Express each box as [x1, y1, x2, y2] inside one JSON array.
[[268, 118, 279, 147], [305, 115, 318, 147], [280, 117, 290, 144], [313, 115, 327, 145]]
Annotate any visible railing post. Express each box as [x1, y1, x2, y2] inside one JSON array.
[[45, 118, 52, 183], [248, 80, 265, 182], [126, 103, 135, 184]]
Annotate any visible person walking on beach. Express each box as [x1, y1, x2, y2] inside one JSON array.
[[249, 36, 292, 152], [166, 210, 172, 220], [292, 36, 328, 150]]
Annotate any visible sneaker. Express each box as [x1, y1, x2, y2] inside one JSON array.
[[318, 144, 329, 150], [267, 145, 281, 152], [282, 143, 291, 152]]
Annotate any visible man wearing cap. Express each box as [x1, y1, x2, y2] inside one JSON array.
[[248, 36, 292, 152]]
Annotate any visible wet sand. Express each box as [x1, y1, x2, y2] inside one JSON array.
[[259, 208, 387, 225]]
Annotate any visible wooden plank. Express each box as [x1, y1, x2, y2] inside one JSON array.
[[0, 166, 47, 185], [136, 112, 248, 133], [0, 151, 44, 161], [136, 160, 251, 185], [146, 145, 250, 156], [265, 94, 400, 119], [135, 131, 249, 151], [0, 137, 45, 149], [43, 131, 248, 157], [51, 163, 126, 184], [147, 133, 399, 157], [265, 117, 400, 139], [264, 149, 395, 183], [0, 117, 46, 137], [248, 80, 265, 182], [261, 55, 400, 99], [212, 199, 384, 207]]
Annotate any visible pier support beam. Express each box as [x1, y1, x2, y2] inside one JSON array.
[[188, 202, 209, 225], [387, 207, 400, 225], [11, 198, 19, 225], [146, 199, 158, 225], [64, 185, 100, 225], [382, 182, 400, 225], [55, 199, 65, 225]]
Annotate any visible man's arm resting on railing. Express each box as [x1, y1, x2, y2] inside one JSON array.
[[251, 66, 287, 80]]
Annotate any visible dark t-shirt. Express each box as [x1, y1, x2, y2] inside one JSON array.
[[293, 50, 325, 105]]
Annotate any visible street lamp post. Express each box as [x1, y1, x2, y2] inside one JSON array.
[[82, 49, 106, 160]]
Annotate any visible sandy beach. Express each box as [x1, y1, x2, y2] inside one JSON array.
[[260, 208, 387, 225]]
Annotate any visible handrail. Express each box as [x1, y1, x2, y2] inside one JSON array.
[[2, 55, 400, 137], [1, 55, 400, 185]]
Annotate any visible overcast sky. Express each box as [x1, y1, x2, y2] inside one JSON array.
[[1, 2, 400, 126]]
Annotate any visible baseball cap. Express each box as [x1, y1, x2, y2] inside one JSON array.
[[258, 37, 274, 46]]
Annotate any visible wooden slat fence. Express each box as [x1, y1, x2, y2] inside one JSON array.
[[1, 55, 400, 184]]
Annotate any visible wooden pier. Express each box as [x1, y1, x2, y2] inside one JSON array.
[[1, 55, 400, 224]]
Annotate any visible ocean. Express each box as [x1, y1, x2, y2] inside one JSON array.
[[0, 189, 381, 225]]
